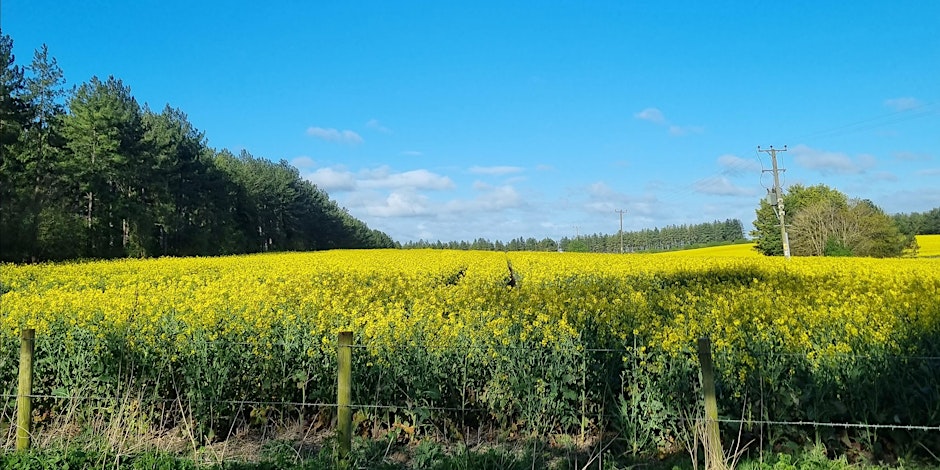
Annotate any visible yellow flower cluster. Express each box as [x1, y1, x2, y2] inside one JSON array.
[[2, 250, 938, 366]]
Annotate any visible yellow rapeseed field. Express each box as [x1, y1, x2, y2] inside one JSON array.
[[2, 250, 938, 359], [652, 238, 940, 258], [916, 234, 940, 257], [2, 249, 939, 440], [650, 242, 761, 257]]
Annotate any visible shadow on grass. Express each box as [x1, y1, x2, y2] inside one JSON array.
[[1, 435, 695, 470]]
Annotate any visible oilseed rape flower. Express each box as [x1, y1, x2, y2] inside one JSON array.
[[1, 250, 938, 439]]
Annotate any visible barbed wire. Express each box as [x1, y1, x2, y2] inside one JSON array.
[[0, 393, 520, 417], [747, 351, 940, 361], [5, 391, 938, 434], [0, 394, 481, 416], [715, 418, 940, 433]]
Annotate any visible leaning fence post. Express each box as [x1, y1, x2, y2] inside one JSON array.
[[17, 328, 35, 452], [697, 337, 723, 467], [337, 331, 353, 468]]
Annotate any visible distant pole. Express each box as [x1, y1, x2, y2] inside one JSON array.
[[759, 145, 790, 259], [615, 210, 627, 253]]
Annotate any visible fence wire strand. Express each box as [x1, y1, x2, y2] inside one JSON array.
[[6, 392, 938, 434], [715, 418, 940, 432]]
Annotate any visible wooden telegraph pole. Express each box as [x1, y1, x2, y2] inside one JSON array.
[[616, 209, 627, 253], [759, 145, 790, 259]]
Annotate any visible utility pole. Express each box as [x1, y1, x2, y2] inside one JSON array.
[[758, 145, 790, 259], [615, 209, 627, 253]]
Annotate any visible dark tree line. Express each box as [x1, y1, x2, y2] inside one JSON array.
[[403, 236, 560, 252], [0, 33, 394, 263], [893, 208, 940, 236], [559, 218, 745, 253], [402, 219, 745, 253]]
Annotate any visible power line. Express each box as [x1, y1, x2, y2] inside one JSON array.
[[791, 101, 939, 143], [629, 103, 938, 223]]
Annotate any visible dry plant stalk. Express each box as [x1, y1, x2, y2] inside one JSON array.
[[681, 406, 752, 470]]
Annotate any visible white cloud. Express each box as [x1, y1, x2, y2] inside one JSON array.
[[630, 201, 655, 216], [401, 150, 423, 157], [693, 176, 756, 196], [306, 126, 363, 144], [718, 154, 761, 175], [587, 181, 616, 198], [859, 155, 877, 167], [469, 165, 525, 176], [359, 168, 455, 190], [444, 185, 525, 213], [581, 182, 643, 214], [791, 144, 876, 175], [668, 125, 705, 136], [893, 151, 932, 162], [306, 168, 357, 191], [304, 165, 455, 193], [870, 171, 898, 182], [917, 168, 940, 176], [584, 200, 618, 212], [312, 159, 778, 244], [349, 182, 538, 242], [697, 199, 759, 221], [291, 156, 316, 169], [877, 187, 940, 214], [366, 191, 430, 217], [634, 107, 666, 124], [884, 97, 922, 111], [635, 107, 702, 137], [366, 119, 392, 134]]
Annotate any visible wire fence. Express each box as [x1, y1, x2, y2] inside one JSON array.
[[5, 398, 939, 433], [4, 334, 939, 443]]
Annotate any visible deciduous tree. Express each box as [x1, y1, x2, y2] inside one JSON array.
[[751, 184, 847, 256]]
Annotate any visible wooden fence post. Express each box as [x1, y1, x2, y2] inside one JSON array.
[[697, 337, 723, 467], [337, 331, 353, 468], [17, 328, 35, 452]]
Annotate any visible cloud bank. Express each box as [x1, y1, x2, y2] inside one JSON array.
[[306, 126, 363, 144]]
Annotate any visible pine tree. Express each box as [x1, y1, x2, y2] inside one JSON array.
[[62, 76, 145, 257]]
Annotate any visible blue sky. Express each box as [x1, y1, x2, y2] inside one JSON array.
[[4, 1, 938, 243]]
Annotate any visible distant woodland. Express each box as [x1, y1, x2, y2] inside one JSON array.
[[0, 33, 394, 263], [403, 219, 748, 253]]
